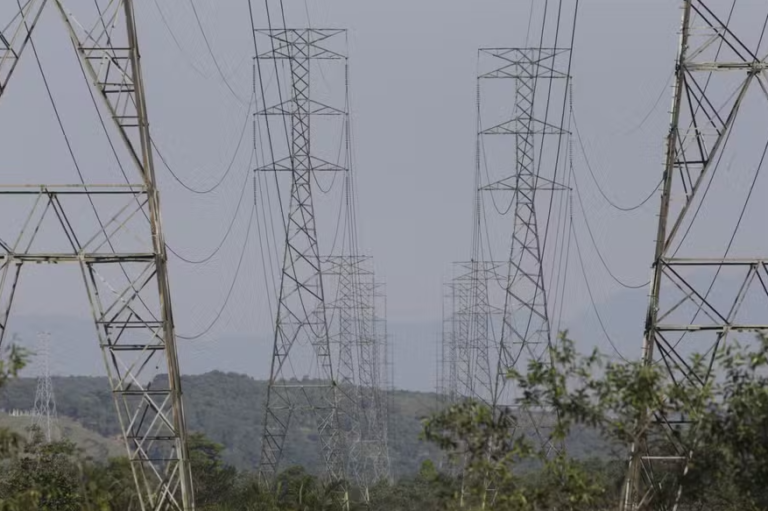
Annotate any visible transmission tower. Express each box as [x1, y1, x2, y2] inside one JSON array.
[[442, 275, 471, 403], [451, 268, 474, 400], [0, 2, 194, 509], [31, 332, 59, 443], [371, 279, 391, 483], [476, 48, 571, 408], [621, 2, 768, 509], [380, 290, 396, 479], [324, 255, 363, 486], [325, 256, 390, 497], [450, 261, 505, 406], [254, 28, 349, 485], [323, 255, 388, 495]]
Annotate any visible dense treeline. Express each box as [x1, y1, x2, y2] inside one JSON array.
[[1, 333, 767, 509], [0, 427, 620, 511], [0, 372, 606, 477]]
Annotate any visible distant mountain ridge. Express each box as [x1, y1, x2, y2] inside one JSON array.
[[0, 371, 613, 477]]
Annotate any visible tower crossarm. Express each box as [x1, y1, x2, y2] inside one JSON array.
[[621, 2, 768, 509]]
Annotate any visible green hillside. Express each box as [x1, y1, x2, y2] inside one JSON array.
[[0, 372, 609, 477], [0, 413, 124, 460]]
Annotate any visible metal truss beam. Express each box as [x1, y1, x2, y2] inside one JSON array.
[[0, 2, 194, 509], [0, 0, 47, 97], [621, 2, 768, 509]]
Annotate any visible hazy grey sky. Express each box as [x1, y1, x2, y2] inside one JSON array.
[[4, 1, 766, 390]]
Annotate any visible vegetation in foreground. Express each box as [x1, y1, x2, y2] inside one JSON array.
[[0, 333, 766, 509]]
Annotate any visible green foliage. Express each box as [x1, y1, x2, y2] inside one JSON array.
[[423, 398, 613, 510], [423, 333, 768, 510], [0, 372, 448, 476], [3, 333, 768, 509], [189, 432, 238, 507]]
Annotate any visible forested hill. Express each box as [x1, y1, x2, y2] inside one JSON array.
[[0, 372, 609, 477]]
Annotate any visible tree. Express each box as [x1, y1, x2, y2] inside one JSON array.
[[367, 461, 455, 511], [424, 333, 768, 510], [189, 432, 238, 508]]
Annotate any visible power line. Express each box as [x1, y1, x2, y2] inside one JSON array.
[[166, 149, 255, 264], [151, 0, 209, 79], [152, 94, 254, 195], [177, 204, 256, 340], [187, 0, 249, 104], [571, 109, 661, 212], [570, 219, 628, 362], [571, 165, 649, 290], [623, 71, 674, 135]]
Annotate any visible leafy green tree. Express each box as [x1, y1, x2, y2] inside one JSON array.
[[1, 437, 84, 510], [512, 333, 768, 510], [189, 432, 238, 508], [368, 461, 455, 511], [424, 333, 768, 510]]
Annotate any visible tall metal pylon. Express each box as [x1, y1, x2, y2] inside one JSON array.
[[254, 28, 348, 485], [450, 269, 474, 400], [323, 256, 390, 497], [476, 48, 571, 408], [442, 276, 471, 404], [379, 289, 395, 480], [621, 2, 768, 509], [31, 331, 59, 444], [371, 279, 391, 483], [450, 261, 504, 407], [323, 255, 366, 492], [324, 255, 363, 485], [0, 2, 194, 509]]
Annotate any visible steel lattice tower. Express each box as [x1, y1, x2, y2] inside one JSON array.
[[451, 269, 474, 400], [324, 255, 363, 485], [477, 48, 571, 408], [255, 28, 348, 485], [450, 261, 505, 406], [371, 280, 391, 482], [31, 332, 59, 444], [323, 255, 387, 495], [325, 257, 391, 496], [621, 2, 768, 509], [0, 2, 194, 509], [442, 276, 471, 403]]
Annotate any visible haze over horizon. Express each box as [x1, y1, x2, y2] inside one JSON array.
[[0, 0, 716, 391]]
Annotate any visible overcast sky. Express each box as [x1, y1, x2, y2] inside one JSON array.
[[2, 1, 766, 390]]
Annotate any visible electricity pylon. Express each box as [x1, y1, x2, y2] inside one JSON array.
[[254, 28, 348, 485], [442, 275, 471, 403], [442, 262, 499, 406], [0, 2, 194, 509], [621, 2, 768, 509], [476, 48, 571, 409], [324, 256, 390, 498], [32, 332, 59, 443], [348, 259, 389, 490], [371, 280, 392, 483], [323, 255, 367, 492], [451, 261, 504, 407]]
